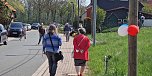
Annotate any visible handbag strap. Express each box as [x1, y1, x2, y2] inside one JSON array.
[[48, 33, 57, 61], [78, 36, 85, 46], [48, 33, 55, 52]]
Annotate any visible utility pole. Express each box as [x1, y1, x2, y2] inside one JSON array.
[[128, 0, 138, 76], [77, 0, 80, 28], [92, 0, 97, 46]]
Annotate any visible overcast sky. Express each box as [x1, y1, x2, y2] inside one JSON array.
[[85, 0, 90, 6], [81, 0, 90, 6]]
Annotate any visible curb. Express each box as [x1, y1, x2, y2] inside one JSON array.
[[32, 60, 48, 76]]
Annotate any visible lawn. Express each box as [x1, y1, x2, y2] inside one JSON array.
[[88, 27, 152, 76]]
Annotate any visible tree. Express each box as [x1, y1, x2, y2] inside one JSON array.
[[7, 0, 26, 22], [143, 3, 152, 14], [0, 1, 12, 26], [96, 7, 106, 32], [7, 0, 25, 13], [9, 0, 81, 25]]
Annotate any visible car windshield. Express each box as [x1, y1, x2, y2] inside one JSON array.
[[10, 23, 23, 28], [32, 23, 39, 25], [23, 23, 27, 26]]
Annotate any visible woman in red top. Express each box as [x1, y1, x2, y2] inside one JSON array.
[[73, 28, 91, 76]]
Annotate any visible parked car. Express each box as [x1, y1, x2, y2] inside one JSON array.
[[23, 23, 31, 31], [8, 22, 26, 37], [23, 23, 28, 31], [0, 24, 7, 45], [26, 24, 31, 31], [31, 23, 41, 29]]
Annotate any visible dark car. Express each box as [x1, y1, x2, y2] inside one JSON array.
[[0, 24, 7, 45], [31, 23, 41, 29], [8, 22, 26, 37]]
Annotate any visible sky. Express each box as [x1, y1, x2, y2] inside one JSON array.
[[81, 0, 90, 6], [85, 0, 91, 6]]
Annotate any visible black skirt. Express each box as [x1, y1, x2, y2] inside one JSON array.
[[74, 59, 86, 66]]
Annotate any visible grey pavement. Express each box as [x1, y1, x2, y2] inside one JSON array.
[[0, 30, 46, 76], [32, 34, 79, 76]]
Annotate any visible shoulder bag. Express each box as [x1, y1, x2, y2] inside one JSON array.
[[48, 34, 64, 61]]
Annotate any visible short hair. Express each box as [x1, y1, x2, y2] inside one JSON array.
[[78, 28, 86, 34]]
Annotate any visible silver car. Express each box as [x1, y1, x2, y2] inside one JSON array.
[[0, 24, 7, 45]]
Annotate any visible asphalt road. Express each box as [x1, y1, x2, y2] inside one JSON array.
[[0, 30, 47, 76]]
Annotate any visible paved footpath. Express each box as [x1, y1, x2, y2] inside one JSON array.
[[32, 34, 79, 76]]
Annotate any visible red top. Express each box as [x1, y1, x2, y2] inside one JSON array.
[[73, 34, 91, 61]]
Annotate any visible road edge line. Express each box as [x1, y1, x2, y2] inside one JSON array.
[[32, 59, 48, 76]]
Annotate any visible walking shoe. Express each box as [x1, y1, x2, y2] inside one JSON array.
[[80, 74, 82, 76], [24, 36, 26, 39]]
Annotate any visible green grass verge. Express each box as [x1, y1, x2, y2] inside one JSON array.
[[88, 27, 152, 76]]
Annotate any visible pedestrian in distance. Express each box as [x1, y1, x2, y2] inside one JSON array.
[[140, 14, 145, 25], [138, 14, 145, 29], [75, 23, 85, 34], [73, 28, 91, 76], [19, 26, 26, 41], [38, 23, 45, 45], [42, 24, 62, 76], [63, 23, 72, 42], [53, 22, 59, 33], [78, 23, 83, 28]]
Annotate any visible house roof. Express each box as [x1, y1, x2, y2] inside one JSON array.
[[106, 7, 128, 12], [97, 0, 144, 11], [1, 0, 16, 12]]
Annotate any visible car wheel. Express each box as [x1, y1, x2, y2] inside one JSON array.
[[3, 41, 7, 45]]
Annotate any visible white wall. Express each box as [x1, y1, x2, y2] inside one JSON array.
[[143, 19, 152, 27]]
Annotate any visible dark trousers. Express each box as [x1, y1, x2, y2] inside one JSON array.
[[38, 34, 44, 44], [64, 31, 70, 42], [46, 52, 58, 76]]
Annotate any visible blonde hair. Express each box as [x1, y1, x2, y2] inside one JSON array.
[[48, 24, 57, 34]]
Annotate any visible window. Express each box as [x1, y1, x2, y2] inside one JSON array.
[[123, 19, 128, 24], [118, 19, 122, 23], [118, 19, 122, 26]]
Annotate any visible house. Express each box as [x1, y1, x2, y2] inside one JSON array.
[[84, 4, 92, 34], [97, 0, 144, 27]]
